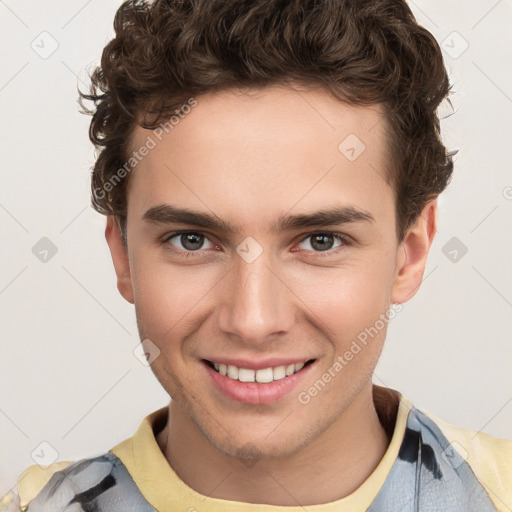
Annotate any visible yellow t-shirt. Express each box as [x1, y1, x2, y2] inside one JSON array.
[[9, 387, 512, 511]]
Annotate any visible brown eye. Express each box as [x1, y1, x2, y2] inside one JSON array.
[[310, 234, 336, 251], [179, 232, 204, 251], [164, 231, 215, 252], [298, 233, 347, 253]]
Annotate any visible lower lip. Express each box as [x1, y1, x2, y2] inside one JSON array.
[[203, 360, 315, 405]]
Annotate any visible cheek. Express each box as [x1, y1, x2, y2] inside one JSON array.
[[130, 253, 215, 340], [290, 256, 395, 331]]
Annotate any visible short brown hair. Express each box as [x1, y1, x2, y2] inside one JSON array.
[[79, 0, 456, 245]]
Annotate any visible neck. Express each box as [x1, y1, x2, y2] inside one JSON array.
[[156, 382, 391, 506]]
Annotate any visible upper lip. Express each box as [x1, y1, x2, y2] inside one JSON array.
[[202, 357, 315, 371]]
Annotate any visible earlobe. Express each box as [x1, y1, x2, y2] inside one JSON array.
[[391, 199, 438, 304], [104, 216, 135, 304]]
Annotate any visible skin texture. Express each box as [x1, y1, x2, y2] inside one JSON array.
[[105, 85, 437, 506]]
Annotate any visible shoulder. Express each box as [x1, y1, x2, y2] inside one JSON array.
[[414, 407, 512, 511], [17, 455, 115, 511], [424, 410, 512, 501], [15, 452, 156, 511], [16, 460, 75, 511]]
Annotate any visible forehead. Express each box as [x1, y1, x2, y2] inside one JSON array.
[[131, 85, 388, 155], [127, 85, 393, 228]]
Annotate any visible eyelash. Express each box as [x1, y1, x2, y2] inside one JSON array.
[[161, 230, 352, 259]]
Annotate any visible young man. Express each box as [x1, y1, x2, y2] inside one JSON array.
[[10, 0, 511, 510]]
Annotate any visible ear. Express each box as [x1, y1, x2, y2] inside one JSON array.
[[104, 215, 134, 304], [391, 199, 437, 304]]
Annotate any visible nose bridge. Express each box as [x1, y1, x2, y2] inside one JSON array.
[[217, 245, 294, 344]]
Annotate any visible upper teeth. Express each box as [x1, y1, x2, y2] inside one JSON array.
[[212, 361, 307, 383]]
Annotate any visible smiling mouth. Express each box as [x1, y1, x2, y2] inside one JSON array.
[[203, 359, 316, 383]]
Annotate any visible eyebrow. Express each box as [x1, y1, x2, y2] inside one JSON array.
[[142, 204, 375, 234]]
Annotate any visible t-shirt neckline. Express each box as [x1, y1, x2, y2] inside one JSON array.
[[110, 385, 412, 511]]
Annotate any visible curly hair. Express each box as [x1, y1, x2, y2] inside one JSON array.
[[78, 0, 456, 246]]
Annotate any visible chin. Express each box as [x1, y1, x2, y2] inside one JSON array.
[[197, 416, 314, 462], [220, 436, 300, 462]]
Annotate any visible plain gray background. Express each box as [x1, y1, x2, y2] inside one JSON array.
[[1, 0, 511, 499]]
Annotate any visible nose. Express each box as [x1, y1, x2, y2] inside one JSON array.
[[216, 248, 296, 346]]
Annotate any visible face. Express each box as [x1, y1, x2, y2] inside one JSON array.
[[106, 85, 435, 460]]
